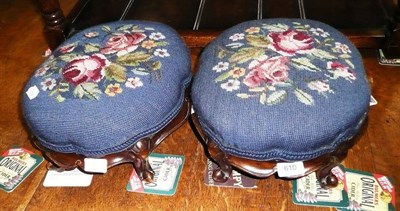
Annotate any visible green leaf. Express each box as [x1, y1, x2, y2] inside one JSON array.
[[102, 25, 112, 32], [59, 54, 79, 62], [217, 49, 227, 59], [214, 71, 232, 82], [266, 90, 287, 105], [117, 24, 133, 31], [249, 87, 266, 92], [229, 47, 264, 64], [291, 57, 320, 72], [105, 63, 127, 82], [156, 41, 168, 47], [132, 68, 150, 76], [294, 89, 314, 106], [259, 92, 267, 105], [339, 54, 351, 59], [246, 35, 270, 48], [237, 93, 250, 99], [152, 61, 162, 71], [55, 94, 65, 103], [74, 83, 102, 100], [84, 43, 100, 53], [345, 59, 355, 69], [116, 51, 152, 66], [310, 49, 336, 60]]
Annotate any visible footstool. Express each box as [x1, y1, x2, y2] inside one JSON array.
[[22, 20, 192, 181], [191, 18, 370, 187]]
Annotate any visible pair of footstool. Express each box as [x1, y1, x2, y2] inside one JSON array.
[[22, 19, 370, 186]]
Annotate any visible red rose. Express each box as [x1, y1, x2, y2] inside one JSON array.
[[267, 29, 313, 56], [62, 54, 110, 86], [101, 32, 146, 56], [244, 55, 289, 87]]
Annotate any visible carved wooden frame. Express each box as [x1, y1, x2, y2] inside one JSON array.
[[190, 113, 365, 188], [32, 97, 190, 182]]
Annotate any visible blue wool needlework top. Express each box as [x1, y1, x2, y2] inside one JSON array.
[[22, 20, 192, 156], [192, 18, 370, 161]]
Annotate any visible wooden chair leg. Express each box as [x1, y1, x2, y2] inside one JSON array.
[[211, 152, 232, 183], [316, 156, 340, 189]]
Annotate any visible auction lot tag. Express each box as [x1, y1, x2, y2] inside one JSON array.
[[0, 147, 43, 192], [43, 168, 93, 187], [84, 158, 107, 173], [276, 161, 305, 178]]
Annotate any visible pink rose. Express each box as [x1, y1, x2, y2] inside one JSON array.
[[327, 61, 356, 81], [244, 55, 289, 87], [62, 54, 110, 86], [267, 29, 313, 56], [101, 32, 146, 56], [59, 43, 76, 54]]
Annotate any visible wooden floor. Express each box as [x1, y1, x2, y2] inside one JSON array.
[[0, 0, 399, 210]]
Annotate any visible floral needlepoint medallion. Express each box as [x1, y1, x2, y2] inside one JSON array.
[[35, 24, 171, 102], [214, 21, 358, 106]]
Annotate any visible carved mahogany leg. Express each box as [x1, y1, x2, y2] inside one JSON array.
[[132, 156, 154, 182], [37, 0, 68, 50], [211, 152, 232, 183], [316, 156, 340, 189]]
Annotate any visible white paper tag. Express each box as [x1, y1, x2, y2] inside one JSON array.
[[276, 161, 305, 178], [369, 95, 378, 106], [26, 86, 40, 100], [84, 158, 107, 173], [43, 168, 93, 187]]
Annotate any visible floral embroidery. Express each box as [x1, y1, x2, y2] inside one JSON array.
[[214, 21, 357, 106], [35, 24, 170, 102]]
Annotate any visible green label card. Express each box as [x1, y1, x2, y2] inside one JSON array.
[[292, 165, 349, 208], [0, 147, 43, 192], [126, 153, 184, 196], [337, 168, 396, 211]]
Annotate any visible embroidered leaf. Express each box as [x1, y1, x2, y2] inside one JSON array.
[[105, 63, 127, 82], [156, 41, 168, 47], [144, 27, 155, 31], [310, 49, 336, 60], [229, 47, 264, 64], [262, 23, 289, 32], [292, 57, 319, 72], [117, 51, 152, 66], [84, 43, 100, 53], [259, 92, 267, 105], [246, 35, 270, 48], [74, 82, 101, 100], [237, 93, 250, 99], [55, 94, 65, 103], [132, 68, 150, 76], [339, 54, 351, 59], [117, 24, 133, 31], [274, 82, 292, 88], [266, 90, 287, 105], [102, 25, 112, 33], [59, 54, 79, 62], [214, 71, 232, 82], [294, 89, 314, 106], [345, 59, 355, 69], [249, 87, 266, 92], [226, 42, 244, 49], [217, 49, 227, 59], [152, 61, 162, 71]]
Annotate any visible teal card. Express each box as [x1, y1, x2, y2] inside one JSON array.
[[126, 153, 184, 196]]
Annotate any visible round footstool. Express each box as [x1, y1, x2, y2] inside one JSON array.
[[191, 18, 370, 186], [22, 20, 191, 181]]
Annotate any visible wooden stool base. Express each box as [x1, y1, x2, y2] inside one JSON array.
[[33, 98, 190, 182]]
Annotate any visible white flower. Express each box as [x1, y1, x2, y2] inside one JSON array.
[[125, 77, 143, 89], [212, 62, 229, 72], [35, 65, 49, 77], [334, 42, 352, 54], [154, 48, 170, 57], [229, 33, 245, 41], [149, 32, 166, 40], [307, 80, 334, 94], [84, 31, 99, 38], [41, 78, 56, 91], [221, 79, 240, 92], [310, 28, 330, 37]]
